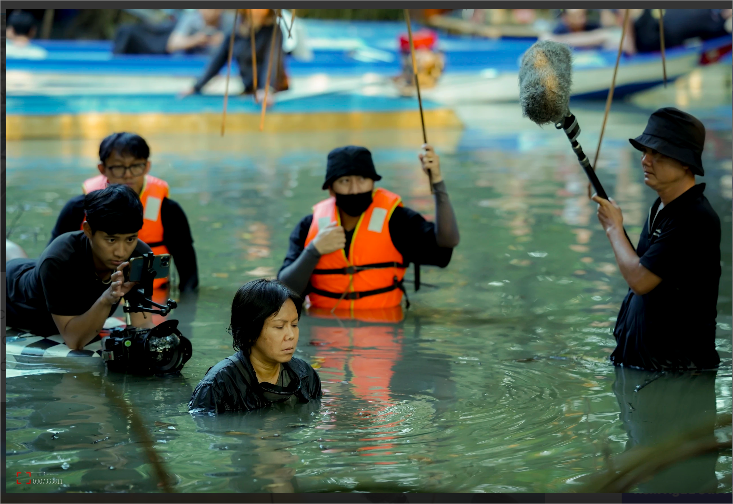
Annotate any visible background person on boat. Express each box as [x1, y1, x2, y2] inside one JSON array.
[[5, 10, 48, 60], [591, 108, 721, 372], [165, 9, 234, 56], [542, 8, 731, 55], [112, 9, 233, 56], [632, 8, 732, 54], [5, 185, 155, 350], [540, 9, 636, 54], [277, 144, 460, 310], [49, 132, 199, 293], [179, 9, 288, 106], [188, 279, 322, 414]]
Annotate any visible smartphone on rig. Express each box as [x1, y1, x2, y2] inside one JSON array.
[[126, 254, 171, 282]]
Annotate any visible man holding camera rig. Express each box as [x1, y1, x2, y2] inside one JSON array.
[[49, 132, 199, 292], [6, 185, 155, 350]]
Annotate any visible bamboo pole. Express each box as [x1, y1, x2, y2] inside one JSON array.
[[287, 9, 296, 39], [220, 10, 239, 137], [250, 9, 258, 102], [659, 9, 667, 87], [259, 10, 280, 131], [404, 9, 433, 194], [588, 9, 630, 199]]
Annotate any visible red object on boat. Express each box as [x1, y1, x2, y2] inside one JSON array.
[[700, 42, 733, 65], [399, 29, 437, 53]]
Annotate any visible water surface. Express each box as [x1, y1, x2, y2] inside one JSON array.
[[5, 87, 732, 493]]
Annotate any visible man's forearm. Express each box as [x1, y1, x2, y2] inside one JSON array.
[[433, 180, 460, 248], [57, 297, 113, 350], [606, 227, 648, 294], [277, 243, 321, 295]]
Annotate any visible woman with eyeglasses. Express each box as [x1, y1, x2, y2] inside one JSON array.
[[188, 279, 322, 414], [48, 132, 199, 293]]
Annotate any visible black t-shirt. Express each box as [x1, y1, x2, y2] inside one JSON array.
[[611, 184, 721, 371], [5, 231, 152, 336], [278, 206, 453, 277], [50, 194, 199, 292]]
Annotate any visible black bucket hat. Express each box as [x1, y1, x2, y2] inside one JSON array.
[[629, 107, 706, 176], [323, 146, 382, 190]]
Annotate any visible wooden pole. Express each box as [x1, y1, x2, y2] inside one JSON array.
[[249, 9, 258, 102], [40, 9, 55, 39], [100, 379, 175, 492], [659, 9, 667, 87], [221, 10, 239, 137], [287, 9, 296, 39], [404, 9, 433, 194], [259, 10, 280, 132], [588, 9, 629, 199]]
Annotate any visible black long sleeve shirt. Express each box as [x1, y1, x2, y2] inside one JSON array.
[[49, 194, 199, 292]]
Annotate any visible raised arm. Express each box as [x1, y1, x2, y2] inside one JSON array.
[[419, 144, 460, 248]]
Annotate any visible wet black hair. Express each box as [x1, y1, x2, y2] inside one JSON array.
[[99, 132, 150, 164], [84, 184, 144, 235], [230, 279, 303, 354], [8, 10, 37, 36]]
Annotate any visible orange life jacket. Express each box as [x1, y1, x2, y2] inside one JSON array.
[[304, 188, 408, 310], [82, 174, 170, 288]]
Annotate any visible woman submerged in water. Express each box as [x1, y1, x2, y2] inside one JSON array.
[[188, 279, 322, 414]]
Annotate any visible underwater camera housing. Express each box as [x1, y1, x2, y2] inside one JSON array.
[[101, 252, 192, 375]]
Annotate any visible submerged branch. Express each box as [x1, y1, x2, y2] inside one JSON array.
[[579, 414, 731, 493]]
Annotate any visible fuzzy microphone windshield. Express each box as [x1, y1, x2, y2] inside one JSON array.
[[518, 41, 573, 125]]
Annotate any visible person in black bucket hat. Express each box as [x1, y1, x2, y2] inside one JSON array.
[[591, 107, 721, 372], [276, 143, 460, 312]]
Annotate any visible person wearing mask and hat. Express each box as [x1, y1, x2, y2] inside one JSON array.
[[277, 144, 460, 311], [591, 108, 721, 372]]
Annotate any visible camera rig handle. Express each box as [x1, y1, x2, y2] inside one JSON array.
[[123, 252, 178, 317]]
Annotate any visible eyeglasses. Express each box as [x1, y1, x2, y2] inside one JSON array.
[[105, 162, 147, 178]]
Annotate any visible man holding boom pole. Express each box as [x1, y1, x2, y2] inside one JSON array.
[[591, 108, 721, 371]]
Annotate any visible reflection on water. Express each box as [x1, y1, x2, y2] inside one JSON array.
[[5, 99, 732, 493]]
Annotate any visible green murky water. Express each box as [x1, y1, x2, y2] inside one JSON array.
[[5, 94, 732, 493]]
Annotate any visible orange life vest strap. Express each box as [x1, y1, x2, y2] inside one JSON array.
[[309, 277, 410, 308], [313, 261, 408, 276]]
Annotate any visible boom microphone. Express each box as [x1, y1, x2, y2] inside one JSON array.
[[519, 40, 573, 125], [518, 41, 608, 200]]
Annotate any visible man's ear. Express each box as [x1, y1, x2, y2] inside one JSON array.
[[328, 187, 335, 197], [82, 221, 94, 240], [96, 163, 106, 176], [143, 160, 152, 176]]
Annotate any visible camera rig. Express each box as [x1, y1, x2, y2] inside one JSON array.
[[102, 252, 192, 375]]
